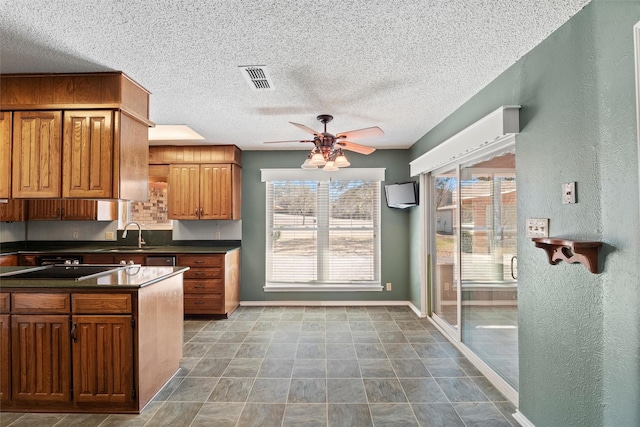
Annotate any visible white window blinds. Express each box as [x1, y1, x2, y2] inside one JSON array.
[[264, 169, 383, 290]]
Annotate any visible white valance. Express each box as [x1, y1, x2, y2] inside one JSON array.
[[410, 105, 520, 176], [261, 168, 386, 182]]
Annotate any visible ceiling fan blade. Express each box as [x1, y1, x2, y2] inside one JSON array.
[[290, 122, 320, 136], [337, 140, 376, 155], [336, 126, 384, 140], [263, 139, 315, 144]]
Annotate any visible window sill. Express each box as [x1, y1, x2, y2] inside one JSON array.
[[264, 284, 383, 292]]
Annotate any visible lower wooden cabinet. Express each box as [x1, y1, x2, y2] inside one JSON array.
[[11, 314, 71, 403], [178, 250, 240, 316], [1, 284, 182, 413], [0, 313, 10, 403], [72, 315, 133, 403]]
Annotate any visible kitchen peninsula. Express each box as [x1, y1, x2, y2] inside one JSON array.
[[0, 264, 188, 414]]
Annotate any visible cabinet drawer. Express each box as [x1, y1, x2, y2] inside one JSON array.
[[72, 293, 132, 314], [0, 293, 9, 313], [12, 293, 71, 313], [183, 267, 222, 279], [178, 255, 223, 267], [184, 279, 224, 293], [184, 293, 224, 314]]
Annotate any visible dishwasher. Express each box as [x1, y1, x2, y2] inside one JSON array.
[[145, 256, 176, 266]]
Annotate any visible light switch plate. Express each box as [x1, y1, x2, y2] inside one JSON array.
[[105, 231, 115, 240], [526, 218, 549, 237], [562, 182, 576, 204]]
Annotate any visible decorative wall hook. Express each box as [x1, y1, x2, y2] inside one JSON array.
[[532, 237, 603, 274]]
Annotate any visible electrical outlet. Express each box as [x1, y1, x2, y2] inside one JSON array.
[[105, 231, 115, 240], [525, 218, 549, 237], [72, 231, 79, 239], [562, 182, 576, 204], [386, 282, 392, 291]]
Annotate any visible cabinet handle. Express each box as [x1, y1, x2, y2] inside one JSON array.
[[195, 301, 205, 305], [71, 323, 77, 342], [61, 208, 65, 216], [194, 284, 205, 288], [194, 260, 205, 264], [194, 272, 205, 276], [195, 208, 199, 216], [200, 207, 203, 216]]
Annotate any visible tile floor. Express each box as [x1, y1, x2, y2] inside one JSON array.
[[0, 306, 518, 427]]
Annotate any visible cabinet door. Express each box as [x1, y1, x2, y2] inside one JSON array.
[[62, 111, 113, 198], [11, 314, 71, 402], [168, 164, 200, 219], [0, 199, 26, 222], [12, 111, 62, 198], [200, 164, 231, 219], [61, 200, 97, 220], [0, 314, 9, 403], [27, 199, 62, 220], [72, 315, 133, 403], [0, 111, 12, 198]]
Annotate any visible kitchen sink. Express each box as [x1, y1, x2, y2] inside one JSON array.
[[0, 264, 129, 281]]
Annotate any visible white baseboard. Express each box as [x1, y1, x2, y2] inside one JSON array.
[[512, 410, 535, 427], [240, 300, 413, 307]]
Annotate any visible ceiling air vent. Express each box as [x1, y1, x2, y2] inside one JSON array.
[[239, 65, 275, 91]]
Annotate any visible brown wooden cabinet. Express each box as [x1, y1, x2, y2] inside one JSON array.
[[0, 111, 12, 199], [2, 73, 151, 201], [27, 199, 117, 221], [1, 276, 183, 413], [11, 313, 72, 403], [12, 111, 63, 198], [0, 310, 10, 403], [62, 111, 113, 198], [178, 250, 240, 316], [168, 163, 241, 220], [71, 293, 134, 405], [0, 255, 18, 266], [0, 200, 26, 222]]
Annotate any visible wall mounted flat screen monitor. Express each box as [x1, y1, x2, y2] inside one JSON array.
[[385, 181, 418, 209]]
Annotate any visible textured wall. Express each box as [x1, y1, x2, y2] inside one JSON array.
[[408, 2, 640, 426], [241, 149, 411, 302]]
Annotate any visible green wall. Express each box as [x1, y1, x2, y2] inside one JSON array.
[[241, 149, 412, 302], [408, 2, 640, 426]]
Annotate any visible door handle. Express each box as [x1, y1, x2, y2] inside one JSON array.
[[510, 256, 517, 280], [71, 322, 77, 342]]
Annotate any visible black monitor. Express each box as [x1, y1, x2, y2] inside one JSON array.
[[384, 181, 418, 209]]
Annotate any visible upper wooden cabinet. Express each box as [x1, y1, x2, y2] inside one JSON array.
[[154, 145, 242, 220], [12, 111, 62, 198], [62, 110, 113, 198], [2, 73, 151, 201], [168, 163, 241, 220], [0, 112, 12, 198], [27, 199, 117, 221], [0, 199, 26, 222]]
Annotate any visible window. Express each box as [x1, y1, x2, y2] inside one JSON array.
[[262, 168, 384, 291]]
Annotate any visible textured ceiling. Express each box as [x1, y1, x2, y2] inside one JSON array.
[[0, 0, 590, 151]]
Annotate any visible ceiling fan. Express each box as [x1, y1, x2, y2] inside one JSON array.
[[264, 114, 384, 170]]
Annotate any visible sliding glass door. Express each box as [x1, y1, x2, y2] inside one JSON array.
[[430, 152, 518, 390]]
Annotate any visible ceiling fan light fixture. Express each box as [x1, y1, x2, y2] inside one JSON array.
[[323, 160, 338, 171], [334, 151, 350, 168], [301, 156, 318, 169], [310, 152, 327, 166]]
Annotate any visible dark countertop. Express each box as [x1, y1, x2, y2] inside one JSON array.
[[0, 244, 240, 256], [0, 265, 190, 289]]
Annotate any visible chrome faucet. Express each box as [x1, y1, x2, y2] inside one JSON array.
[[122, 222, 145, 249]]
